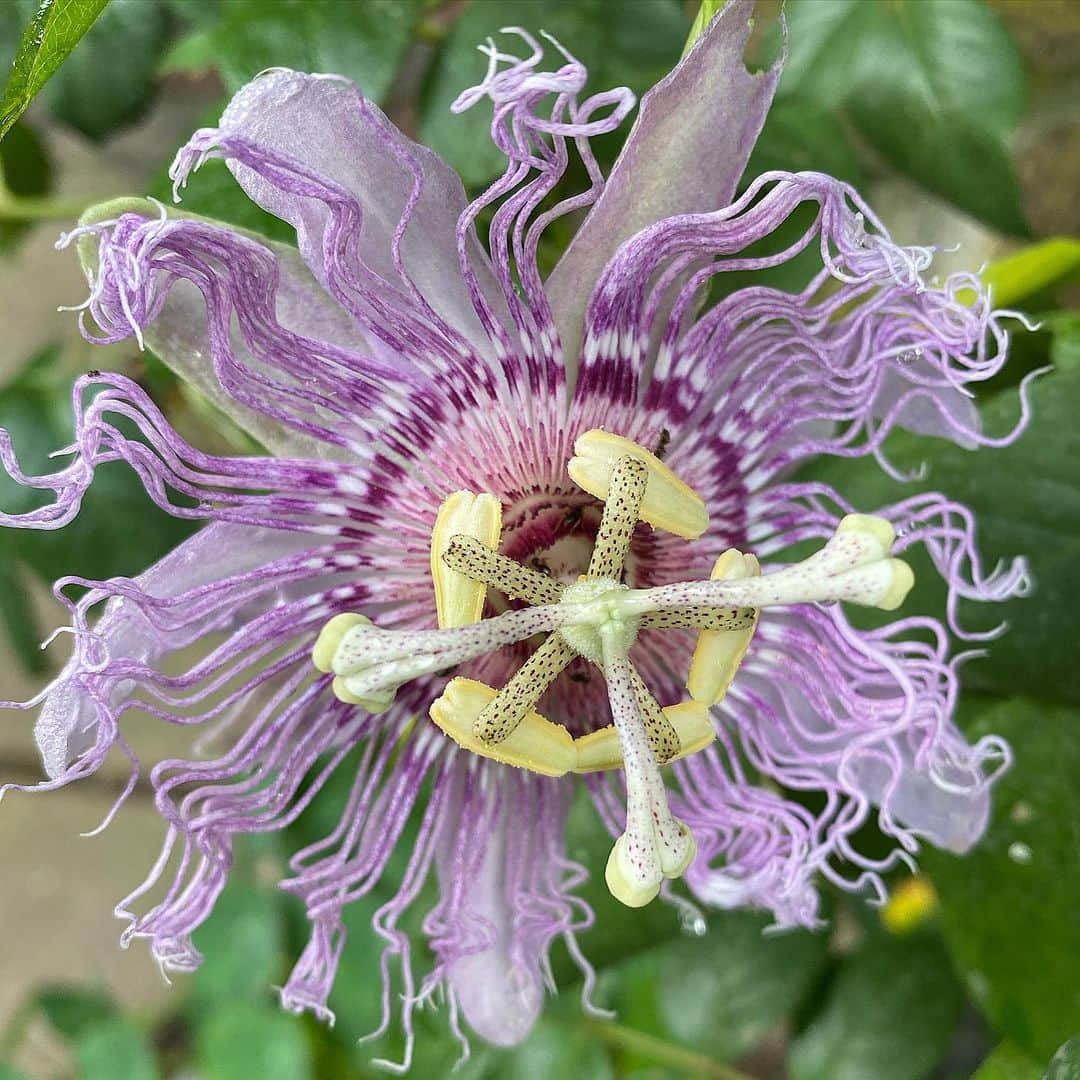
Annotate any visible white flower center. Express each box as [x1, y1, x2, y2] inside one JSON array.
[[556, 577, 640, 665]]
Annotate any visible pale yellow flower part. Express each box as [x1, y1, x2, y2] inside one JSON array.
[[567, 428, 709, 539], [430, 490, 502, 628], [688, 549, 761, 706]]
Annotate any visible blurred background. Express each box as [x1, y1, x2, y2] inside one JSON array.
[[0, 0, 1078, 1077]]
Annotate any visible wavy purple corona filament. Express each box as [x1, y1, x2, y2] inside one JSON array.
[[0, 6, 1028, 1066]]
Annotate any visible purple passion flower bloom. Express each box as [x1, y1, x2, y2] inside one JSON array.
[[0, 4, 1031, 1062]]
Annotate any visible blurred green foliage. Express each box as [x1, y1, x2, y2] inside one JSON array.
[[161, 0, 423, 103], [789, 931, 964, 1080], [39, 0, 169, 139], [971, 1042, 1043, 1080], [924, 698, 1080, 1061], [0, 121, 51, 252], [0, 0, 1079, 1078], [779, 0, 1030, 235]]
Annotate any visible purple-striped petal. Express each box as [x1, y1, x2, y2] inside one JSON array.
[[67, 201, 399, 461], [730, 606, 1004, 878], [572, 172, 1027, 474]]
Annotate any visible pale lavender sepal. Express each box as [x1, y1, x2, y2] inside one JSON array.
[[872, 363, 981, 448], [546, 0, 780, 376], [845, 748, 995, 855], [188, 69, 510, 356], [34, 523, 311, 778], [435, 768, 546, 1046]]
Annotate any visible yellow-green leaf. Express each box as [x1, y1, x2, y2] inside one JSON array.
[[0, 0, 109, 142], [683, 0, 725, 56]]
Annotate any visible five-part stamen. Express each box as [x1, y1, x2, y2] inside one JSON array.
[[312, 430, 915, 908]]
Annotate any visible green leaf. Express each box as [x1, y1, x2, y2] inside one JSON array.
[[188, 880, 285, 1013], [156, 26, 217, 79], [980, 239, 1080, 309], [146, 122, 296, 245], [0, 120, 51, 252], [683, 0, 724, 56], [196, 1003, 312, 1080], [0, 551, 47, 672], [780, 0, 1029, 234], [0, 1068, 29, 1080], [788, 932, 964, 1080], [923, 698, 1080, 1061], [74, 1018, 159, 1080], [783, 0, 1025, 132], [746, 99, 864, 189], [1044, 1036, 1080, 1080], [806, 364, 1080, 703], [0, 0, 109, 142], [506, 1016, 614, 1080], [163, 0, 421, 102], [1049, 314, 1080, 373], [39, 0, 168, 140], [421, 0, 689, 187], [36, 985, 115, 1040], [162, 0, 220, 21], [972, 1042, 1043, 1080], [652, 914, 827, 1063], [854, 104, 1028, 236]]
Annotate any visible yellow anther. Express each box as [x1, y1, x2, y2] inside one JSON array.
[[836, 512, 896, 555], [573, 700, 715, 772], [430, 491, 502, 628], [688, 549, 760, 706], [662, 700, 716, 758], [313, 612, 370, 673], [832, 514, 912, 609], [567, 430, 708, 539], [877, 559, 915, 610], [429, 677, 576, 777], [331, 676, 395, 714], [605, 821, 696, 908]]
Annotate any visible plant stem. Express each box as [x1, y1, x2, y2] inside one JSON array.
[[585, 1019, 755, 1080], [0, 190, 93, 221]]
